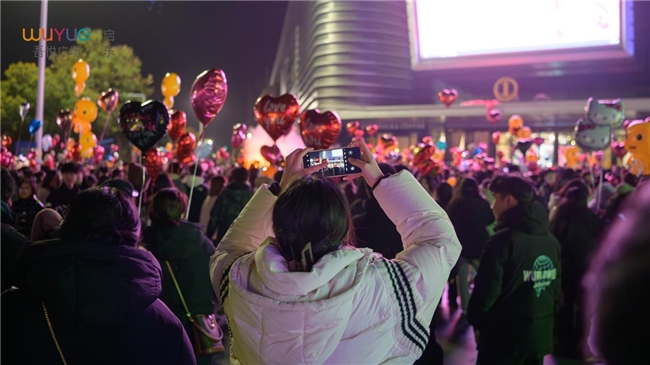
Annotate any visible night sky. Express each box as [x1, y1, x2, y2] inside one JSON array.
[[1, 1, 288, 147]]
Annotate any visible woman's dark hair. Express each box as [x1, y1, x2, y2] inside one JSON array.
[[435, 182, 453, 211], [153, 173, 175, 194], [553, 169, 577, 193], [81, 174, 98, 190], [18, 179, 38, 198], [448, 177, 480, 207], [584, 182, 650, 365], [42, 170, 59, 191], [148, 188, 187, 226], [557, 178, 589, 200], [58, 186, 141, 246], [272, 175, 354, 271]]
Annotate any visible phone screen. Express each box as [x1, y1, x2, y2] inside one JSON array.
[[303, 147, 362, 177]]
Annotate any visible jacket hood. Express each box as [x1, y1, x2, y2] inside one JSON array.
[[17, 240, 162, 326], [227, 240, 372, 364], [497, 201, 549, 235], [144, 220, 207, 260]]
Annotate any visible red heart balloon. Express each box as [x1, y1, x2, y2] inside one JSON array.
[[412, 143, 436, 165], [378, 134, 397, 152], [260, 144, 282, 165], [145, 148, 164, 180], [232, 129, 246, 149], [176, 132, 196, 165], [190, 69, 228, 129], [438, 89, 458, 108], [492, 131, 501, 144], [487, 109, 502, 124], [168, 110, 186, 142], [254, 94, 300, 141], [346, 121, 360, 136], [2, 135, 12, 148], [611, 142, 627, 158], [299, 109, 342, 149], [365, 124, 378, 137], [353, 129, 365, 140], [98, 88, 119, 113]]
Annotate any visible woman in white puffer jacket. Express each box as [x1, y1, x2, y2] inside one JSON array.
[[210, 140, 461, 365]]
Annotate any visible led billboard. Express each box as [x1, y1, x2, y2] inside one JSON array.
[[407, 0, 634, 70]]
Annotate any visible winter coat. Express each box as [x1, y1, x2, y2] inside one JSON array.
[[353, 197, 403, 259], [144, 220, 216, 323], [12, 196, 44, 237], [1, 239, 196, 365], [446, 196, 495, 259], [210, 170, 461, 364], [467, 201, 561, 357], [45, 184, 80, 215], [1, 201, 28, 292], [207, 181, 254, 244]]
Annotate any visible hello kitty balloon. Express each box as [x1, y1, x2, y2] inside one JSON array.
[[585, 97, 624, 128], [574, 118, 611, 152]]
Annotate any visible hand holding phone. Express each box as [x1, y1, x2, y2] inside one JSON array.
[[279, 148, 328, 193], [344, 140, 384, 188], [302, 147, 362, 177]]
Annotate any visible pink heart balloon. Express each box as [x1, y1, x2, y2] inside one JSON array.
[[190, 69, 228, 130], [260, 144, 282, 165]]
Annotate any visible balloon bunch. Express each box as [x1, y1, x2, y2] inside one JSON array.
[[574, 97, 623, 154], [411, 137, 440, 177]]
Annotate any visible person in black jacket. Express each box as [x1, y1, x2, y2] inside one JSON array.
[[1, 186, 195, 365], [446, 177, 495, 326], [207, 167, 254, 244], [144, 188, 223, 365], [550, 185, 602, 360], [353, 163, 402, 259], [468, 175, 561, 365], [46, 162, 81, 215]]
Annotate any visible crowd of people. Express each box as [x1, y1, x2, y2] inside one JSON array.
[[1, 139, 648, 365]]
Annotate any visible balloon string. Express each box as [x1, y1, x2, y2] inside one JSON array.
[[138, 152, 145, 216], [185, 136, 203, 220], [16, 118, 25, 155], [98, 112, 112, 146], [28, 135, 34, 151]]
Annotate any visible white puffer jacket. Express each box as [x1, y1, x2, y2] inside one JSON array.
[[210, 171, 461, 365]]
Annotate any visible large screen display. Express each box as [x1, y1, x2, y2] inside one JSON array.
[[408, 0, 633, 70]]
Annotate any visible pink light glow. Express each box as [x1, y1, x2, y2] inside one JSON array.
[[414, 0, 621, 59]]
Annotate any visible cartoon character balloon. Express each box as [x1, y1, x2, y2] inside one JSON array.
[[625, 118, 650, 176], [72, 59, 90, 97], [585, 97, 624, 128], [79, 132, 97, 159], [161, 72, 181, 110], [72, 98, 98, 135], [564, 146, 581, 169], [574, 118, 611, 152]]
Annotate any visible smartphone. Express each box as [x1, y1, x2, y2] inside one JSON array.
[[303, 147, 362, 177]]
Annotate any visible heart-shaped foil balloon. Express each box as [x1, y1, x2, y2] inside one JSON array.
[[516, 140, 534, 155], [168, 110, 186, 142], [346, 121, 360, 136], [2, 135, 12, 148], [98, 88, 119, 113], [412, 142, 436, 166], [19, 101, 31, 121], [353, 129, 365, 140], [378, 134, 398, 152], [438, 89, 458, 108], [260, 144, 282, 165], [611, 141, 627, 158], [190, 69, 228, 129], [176, 132, 197, 165], [118, 100, 170, 152], [254, 94, 300, 141], [145, 147, 164, 180], [232, 129, 246, 149], [299, 109, 342, 149], [532, 137, 545, 146], [365, 124, 378, 137]]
